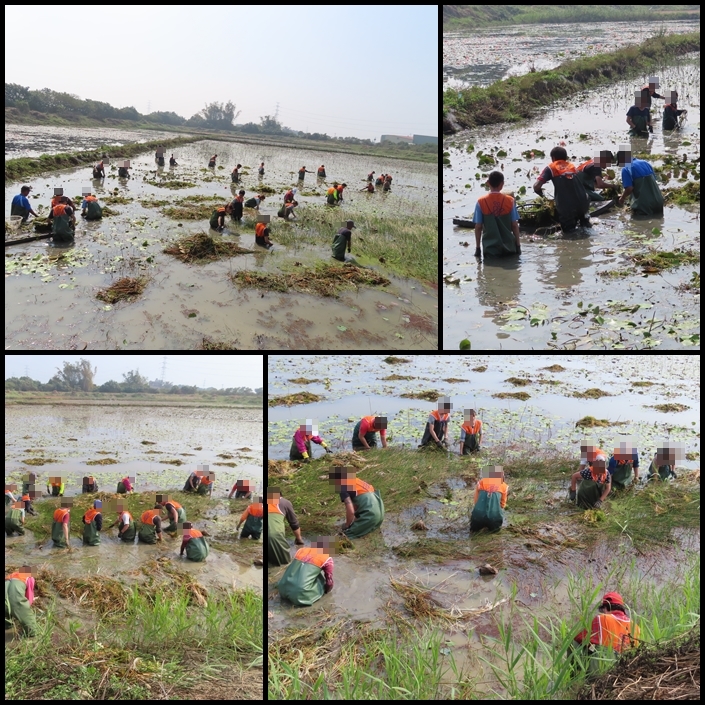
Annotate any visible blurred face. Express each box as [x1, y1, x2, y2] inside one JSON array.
[[592, 459, 606, 474]]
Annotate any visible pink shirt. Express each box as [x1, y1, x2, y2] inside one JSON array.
[[121, 477, 133, 492], [293, 428, 324, 454]]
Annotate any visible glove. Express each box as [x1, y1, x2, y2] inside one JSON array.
[[648, 125, 653, 133], [294, 538, 305, 545], [325, 447, 333, 454], [569, 489, 576, 502], [516, 246, 522, 255], [302, 458, 310, 464], [302, 451, 309, 460], [593, 500, 602, 509], [474, 247, 482, 258], [436, 441, 443, 449]]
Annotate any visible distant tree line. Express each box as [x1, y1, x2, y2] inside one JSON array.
[[5, 361, 262, 396], [5, 84, 436, 150]]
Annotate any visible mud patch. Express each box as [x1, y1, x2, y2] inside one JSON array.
[[492, 391, 531, 400], [649, 403, 690, 413], [400, 390, 442, 401], [572, 388, 613, 399]]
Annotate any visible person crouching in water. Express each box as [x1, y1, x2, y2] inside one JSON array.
[[5, 565, 38, 637], [569, 453, 611, 509], [419, 397, 452, 449], [329, 467, 384, 539], [236, 496, 264, 540], [277, 537, 335, 606], [138, 508, 164, 544], [81, 193, 103, 220], [662, 90, 686, 131], [475, 171, 521, 259], [470, 466, 508, 532], [5, 500, 26, 537], [82, 475, 99, 493], [459, 408, 483, 454], [533, 146, 590, 232], [82, 499, 103, 546], [290, 420, 332, 461], [576, 151, 617, 202], [615, 148, 664, 216], [180, 522, 209, 561]]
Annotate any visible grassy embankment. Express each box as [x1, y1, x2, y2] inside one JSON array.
[[443, 5, 700, 28], [443, 32, 700, 132], [4, 391, 262, 408], [5, 111, 437, 167], [269, 447, 700, 699]]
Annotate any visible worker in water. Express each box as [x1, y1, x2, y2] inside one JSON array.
[[662, 91, 686, 130], [118, 161, 131, 178], [576, 151, 617, 202], [336, 183, 347, 202], [329, 467, 385, 539], [352, 415, 388, 451], [180, 522, 209, 561], [156, 494, 186, 534], [4, 565, 38, 637], [229, 479, 255, 499], [244, 194, 265, 209], [208, 154, 218, 167], [332, 220, 355, 262], [277, 200, 298, 220], [197, 470, 214, 497], [626, 92, 653, 137], [22, 472, 37, 497], [209, 205, 227, 231], [283, 187, 297, 204], [420, 397, 452, 449], [236, 496, 264, 540], [375, 174, 385, 186], [570, 451, 611, 509], [267, 487, 305, 565], [21, 490, 38, 517], [459, 408, 483, 454], [574, 592, 640, 663], [258, 162, 265, 176], [113, 501, 136, 542], [383, 175, 392, 192], [82, 475, 99, 493], [46, 476, 65, 497], [230, 190, 245, 224], [10, 185, 39, 222], [231, 163, 242, 182], [93, 160, 105, 178], [255, 219, 273, 248], [169, 154, 178, 166], [317, 165, 326, 177], [183, 469, 202, 493], [50, 188, 75, 210], [156, 148, 165, 166], [81, 193, 103, 220], [367, 171, 376, 182], [290, 420, 332, 461], [639, 77, 664, 110], [533, 146, 591, 232], [51, 498, 72, 548], [615, 148, 664, 215], [117, 476, 135, 494], [647, 445, 678, 481], [48, 199, 76, 243], [298, 166, 313, 181], [361, 182, 375, 193], [470, 466, 508, 532], [277, 537, 335, 606], [82, 499, 103, 546], [475, 170, 521, 258], [5, 500, 26, 537], [326, 183, 339, 205], [5, 483, 18, 508], [608, 438, 640, 490], [138, 507, 164, 544]]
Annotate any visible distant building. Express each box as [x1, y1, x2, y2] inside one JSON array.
[[380, 134, 414, 144], [413, 134, 438, 145]]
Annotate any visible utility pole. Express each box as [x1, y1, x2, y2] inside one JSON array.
[[274, 102, 280, 120], [24, 366, 29, 377], [161, 356, 167, 383]]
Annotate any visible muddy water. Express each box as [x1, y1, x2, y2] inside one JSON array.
[[4, 124, 190, 160], [5, 404, 263, 491], [5, 137, 437, 350], [267, 354, 701, 461], [443, 59, 700, 350], [443, 20, 699, 88]]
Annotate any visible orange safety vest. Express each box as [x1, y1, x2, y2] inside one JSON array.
[[119, 510, 133, 524], [141, 509, 161, 526], [83, 508, 101, 524], [245, 502, 264, 518], [429, 409, 450, 423], [478, 192, 515, 217], [53, 508, 70, 522], [235, 195, 244, 203], [336, 185, 344, 194], [51, 196, 64, 208], [347, 477, 374, 496], [200, 474, 212, 485], [592, 612, 640, 652], [5, 571, 31, 584], [53, 204, 69, 217], [327, 187, 337, 196], [85, 195, 98, 202], [546, 160, 578, 179], [461, 419, 482, 435], [267, 501, 284, 515], [576, 159, 594, 173], [475, 477, 508, 508], [255, 222, 267, 238], [164, 500, 182, 511], [294, 547, 330, 568], [21, 494, 30, 502], [215, 206, 226, 214], [186, 528, 203, 538]]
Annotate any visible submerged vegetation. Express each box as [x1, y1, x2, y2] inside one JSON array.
[[163, 233, 253, 263], [269, 392, 323, 407], [96, 276, 148, 304], [443, 32, 700, 131]]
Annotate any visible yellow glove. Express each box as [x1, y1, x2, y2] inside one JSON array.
[[302, 451, 309, 459], [320, 442, 327, 449]]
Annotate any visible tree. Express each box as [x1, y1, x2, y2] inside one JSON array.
[[121, 369, 149, 393], [54, 359, 96, 391], [199, 101, 241, 129], [5, 83, 30, 106], [259, 115, 283, 133], [254, 387, 263, 395], [99, 380, 121, 392]]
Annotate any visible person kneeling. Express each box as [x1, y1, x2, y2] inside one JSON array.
[[470, 467, 508, 532], [277, 538, 335, 606]]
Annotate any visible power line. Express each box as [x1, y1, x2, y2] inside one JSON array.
[[161, 356, 168, 383]]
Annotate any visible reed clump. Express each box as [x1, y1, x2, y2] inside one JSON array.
[[96, 277, 147, 304], [164, 233, 253, 263]]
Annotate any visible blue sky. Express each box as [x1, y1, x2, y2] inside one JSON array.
[[5, 355, 263, 389], [4, 5, 438, 141]]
